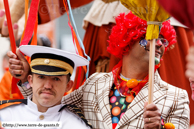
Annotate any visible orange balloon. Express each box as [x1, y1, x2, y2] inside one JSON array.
[[127, 79, 138, 88], [164, 123, 175, 129], [112, 107, 121, 116], [126, 95, 134, 103]]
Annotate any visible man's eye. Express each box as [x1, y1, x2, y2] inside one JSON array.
[[38, 75, 45, 79], [54, 77, 60, 81]]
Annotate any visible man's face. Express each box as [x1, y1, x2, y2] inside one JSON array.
[[147, 38, 165, 59], [28, 74, 72, 108], [129, 36, 166, 64]]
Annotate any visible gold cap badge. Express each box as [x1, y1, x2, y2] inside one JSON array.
[[44, 59, 50, 64]]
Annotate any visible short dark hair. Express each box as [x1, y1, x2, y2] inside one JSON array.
[[15, 36, 33, 47], [38, 35, 51, 47], [16, 35, 51, 47], [66, 74, 70, 82]]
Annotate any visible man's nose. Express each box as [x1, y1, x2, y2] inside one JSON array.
[[44, 80, 53, 89]]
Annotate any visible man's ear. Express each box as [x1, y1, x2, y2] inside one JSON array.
[[28, 75, 33, 88], [65, 80, 74, 92]]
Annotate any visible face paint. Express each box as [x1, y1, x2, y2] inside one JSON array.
[[156, 39, 162, 46], [155, 57, 160, 65], [156, 38, 169, 47]]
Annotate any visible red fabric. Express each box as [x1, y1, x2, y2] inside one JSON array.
[[38, 0, 93, 24], [73, 23, 118, 89], [11, 78, 20, 94], [157, 0, 194, 29], [20, 0, 40, 46], [3, 0, 19, 94], [3, 0, 16, 53], [158, 27, 194, 125]]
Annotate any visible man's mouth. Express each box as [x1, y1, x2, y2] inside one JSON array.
[[155, 50, 161, 54], [41, 91, 53, 95], [155, 51, 161, 57], [39, 90, 55, 96]]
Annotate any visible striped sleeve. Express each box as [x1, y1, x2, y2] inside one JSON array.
[[17, 82, 32, 99]]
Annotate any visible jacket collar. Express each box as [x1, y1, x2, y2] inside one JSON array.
[[95, 72, 114, 129]]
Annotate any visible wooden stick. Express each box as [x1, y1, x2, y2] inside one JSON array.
[[148, 39, 156, 104]]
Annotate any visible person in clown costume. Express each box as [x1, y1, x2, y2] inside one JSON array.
[[8, 12, 189, 129]]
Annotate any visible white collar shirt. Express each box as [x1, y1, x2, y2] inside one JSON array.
[[0, 97, 90, 129]]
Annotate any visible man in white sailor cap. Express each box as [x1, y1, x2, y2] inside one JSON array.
[[0, 45, 91, 129]]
